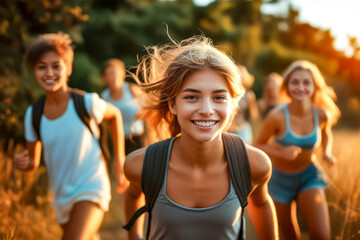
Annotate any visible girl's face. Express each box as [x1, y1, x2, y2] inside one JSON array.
[[33, 51, 70, 93], [102, 65, 125, 89], [169, 69, 233, 142], [287, 69, 315, 102]]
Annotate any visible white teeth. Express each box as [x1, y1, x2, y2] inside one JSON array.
[[45, 79, 55, 83], [194, 121, 216, 127]]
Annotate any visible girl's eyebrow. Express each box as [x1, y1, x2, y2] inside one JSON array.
[[182, 88, 228, 93], [182, 88, 200, 93], [213, 89, 229, 94]]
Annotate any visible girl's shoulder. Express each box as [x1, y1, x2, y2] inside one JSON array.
[[245, 144, 272, 184]]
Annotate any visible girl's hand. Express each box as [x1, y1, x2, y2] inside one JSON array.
[[281, 145, 302, 161], [114, 157, 129, 194], [323, 153, 336, 167], [13, 150, 31, 170]]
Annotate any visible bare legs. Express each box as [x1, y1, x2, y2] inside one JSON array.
[[61, 201, 104, 240], [298, 189, 330, 240], [275, 201, 301, 240], [275, 189, 330, 240]]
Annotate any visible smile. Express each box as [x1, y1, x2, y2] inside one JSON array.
[[44, 79, 56, 83], [192, 120, 217, 127]]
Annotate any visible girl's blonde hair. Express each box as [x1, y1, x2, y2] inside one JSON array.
[[131, 35, 244, 142], [281, 60, 341, 125]]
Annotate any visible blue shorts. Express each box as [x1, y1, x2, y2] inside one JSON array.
[[269, 163, 327, 204]]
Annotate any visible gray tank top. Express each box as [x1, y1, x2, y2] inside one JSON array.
[[149, 138, 242, 240]]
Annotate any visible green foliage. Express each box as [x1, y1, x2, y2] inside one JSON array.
[[79, 1, 195, 67], [0, 74, 41, 152], [70, 52, 102, 92], [0, 0, 90, 75]]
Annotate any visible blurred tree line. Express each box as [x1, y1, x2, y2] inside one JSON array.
[[1, 0, 360, 152]]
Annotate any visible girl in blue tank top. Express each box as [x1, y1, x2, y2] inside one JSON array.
[[123, 35, 279, 240], [255, 60, 341, 240]]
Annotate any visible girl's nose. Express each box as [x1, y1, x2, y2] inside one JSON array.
[[298, 83, 305, 90], [46, 67, 54, 77], [198, 98, 214, 115]]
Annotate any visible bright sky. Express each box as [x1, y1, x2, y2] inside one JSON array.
[[194, 0, 360, 55]]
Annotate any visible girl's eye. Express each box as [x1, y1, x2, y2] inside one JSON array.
[[53, 64, 61, 69], [184, 95, 198, 101], [37, 65, 46, 70], [214, 96, 228, 102]]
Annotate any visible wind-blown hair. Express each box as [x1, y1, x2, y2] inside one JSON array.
[[131, 35, 244, 142], [281, 60, 340, 125]]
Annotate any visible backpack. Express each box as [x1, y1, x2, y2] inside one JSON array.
[[31, 89, 110, 161], [123, 132, 252, 240]]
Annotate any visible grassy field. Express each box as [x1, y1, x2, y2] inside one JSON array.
[[1, 129, 359, 240]]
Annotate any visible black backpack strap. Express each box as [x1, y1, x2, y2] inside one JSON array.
[[70, 89, 110, 160], [222, 132, 252, 240], [122, 206, 148, 231], [32, 95, 46, 141], [70, 90, 92, 132], [122, 138, 173, 239]]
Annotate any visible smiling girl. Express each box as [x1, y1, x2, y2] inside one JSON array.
[[124, 35, 278, 240], [255, 60, 341, 240], [13, 32, 128, 240]]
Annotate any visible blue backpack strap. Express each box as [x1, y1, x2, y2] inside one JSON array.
[[222, 132, 252, 240], [122, 138, 172, 238], [32, 95, 46, 141]]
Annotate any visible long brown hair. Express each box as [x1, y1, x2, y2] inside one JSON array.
[[131, 35, 244, 142]]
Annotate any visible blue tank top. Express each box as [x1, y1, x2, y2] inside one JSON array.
[[275, 104, 320, 149], [149, 138, 242, 240], [101, 83, 144, 137]]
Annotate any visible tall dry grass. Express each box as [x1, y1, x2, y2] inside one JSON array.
[[320, 130, 360, 240], [1, 130, 359, 239], [0, 139, 61, 240]]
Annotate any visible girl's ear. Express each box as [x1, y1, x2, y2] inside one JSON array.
[[168, 100, 177, 115]]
